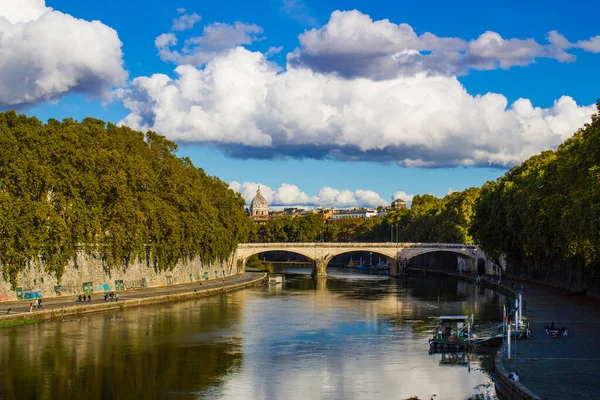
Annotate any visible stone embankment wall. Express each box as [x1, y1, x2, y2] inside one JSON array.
[[494, 352, 541, 400], [0, 251, 235, 301]]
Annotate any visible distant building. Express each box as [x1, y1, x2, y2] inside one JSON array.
[[377, 207, 389, 217], [320, 208, 334, 221], [330, 208, 378, 220], [284, 207, 305, 216], [391, 198, 407, 210], [250, 186, 269, 222]]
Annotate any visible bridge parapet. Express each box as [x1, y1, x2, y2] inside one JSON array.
[[238, 242, 479, 249], [235, 242, 486, 278]]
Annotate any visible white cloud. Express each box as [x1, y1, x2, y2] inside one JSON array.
[[575, 36, 600, 53], [275, 183, 310, 205], [0, 0, 50, 23], [172, 12, 201, 31], [230, 182, 401, 208], [118, 46, 595, 167], [230, 181, 275, 205], [355, 190, 387, 208], [156, 22, 263, 66], [155, 33, 177, 49], [288, 10, 596, 79], [547, 30, 600, 53], [265, 46, 283, 57], [0, 0, 126, 107], [311, 187, 357, 208]]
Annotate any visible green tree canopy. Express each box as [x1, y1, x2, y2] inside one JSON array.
[[0, 111, 251, 287]]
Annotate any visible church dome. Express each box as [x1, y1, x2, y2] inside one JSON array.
[[251, 186, 268, 208]]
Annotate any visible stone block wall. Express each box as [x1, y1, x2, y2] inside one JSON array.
[[0, 251, 235, 301]]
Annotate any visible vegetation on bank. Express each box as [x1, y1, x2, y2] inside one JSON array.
[[0, 111, 251, 288], [248, 188, 480, 244], [0, 319, 38, 328], [471, 101, 600, 285], [245, 255, 275, 273]]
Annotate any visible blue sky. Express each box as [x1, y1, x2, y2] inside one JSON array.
[[3, 0, 600, 208]]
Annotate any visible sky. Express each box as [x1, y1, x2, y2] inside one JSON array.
[[1, 0, 599, 209]]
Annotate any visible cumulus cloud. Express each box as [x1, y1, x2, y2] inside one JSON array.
[[156, 21, 263, 65], [117, 46, 595, 167], [287, 10, 597, 79], [230, 182, 395, 208], [172, 12, 201, 31], [0, 0, 127, 107]]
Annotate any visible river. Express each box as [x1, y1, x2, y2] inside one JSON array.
[[0, 267, 504, 400]]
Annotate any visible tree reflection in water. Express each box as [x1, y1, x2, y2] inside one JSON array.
[[0, 295, 243, 400], [0, 270, 502, 400]]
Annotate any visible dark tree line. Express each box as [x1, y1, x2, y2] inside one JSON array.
[[248, 187, 480, 244], [0, 111, 251, 287], [470, 101, 600, 288]]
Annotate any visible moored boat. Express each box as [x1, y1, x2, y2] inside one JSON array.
[[429, 315, 473, 352]]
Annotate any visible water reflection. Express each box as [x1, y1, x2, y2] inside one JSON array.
[[0, 296, 245, 400], [0, 268, 501, 400]]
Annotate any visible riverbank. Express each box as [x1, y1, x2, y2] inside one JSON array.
[[0, 272, 267, 326], [410, 268, 600, 400]]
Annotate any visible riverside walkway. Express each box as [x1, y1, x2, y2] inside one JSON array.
[[0, 272, 266, 322], [421, 269, 600, 400], [501, 277, 600, 400]]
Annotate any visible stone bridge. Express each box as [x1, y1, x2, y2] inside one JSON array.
[[235, 242, 490, 277]]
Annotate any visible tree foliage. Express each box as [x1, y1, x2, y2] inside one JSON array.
[[249, 188, 480, 244], [0, 111, 251, 287], [470, 101, 600, 281]]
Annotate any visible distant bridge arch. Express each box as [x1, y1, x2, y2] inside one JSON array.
[[234, 242, 488, 277]]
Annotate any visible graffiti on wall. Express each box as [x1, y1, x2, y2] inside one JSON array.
[[96, 283, 110, 292], [124, 278, 146, 289], [0, 291, 8, 302], [19, 289, 43, 300]]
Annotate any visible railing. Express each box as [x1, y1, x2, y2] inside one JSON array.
[[239, 242, 478, 249]]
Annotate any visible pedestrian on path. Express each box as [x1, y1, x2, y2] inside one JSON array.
[[29, 302, 33, 313]]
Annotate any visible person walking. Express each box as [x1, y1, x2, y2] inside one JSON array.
[[29, 302, 33, 313]]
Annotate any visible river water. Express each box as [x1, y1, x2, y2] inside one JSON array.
[[0, 268, 503, 400]]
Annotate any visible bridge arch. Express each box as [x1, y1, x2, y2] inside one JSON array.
[[402, 248, 478, 261], [236, 247, 317, 272], [235, 243, 487, 277], [320, 249, 398, 267]]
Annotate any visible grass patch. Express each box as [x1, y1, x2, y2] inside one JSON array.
[[0, 319, 38, 328]]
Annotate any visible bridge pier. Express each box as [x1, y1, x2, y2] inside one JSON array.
[[312, 259, 328, 277], [388, 259, 399, 277]]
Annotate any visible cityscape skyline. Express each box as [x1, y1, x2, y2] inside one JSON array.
[[3, 0, 599, 208]]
